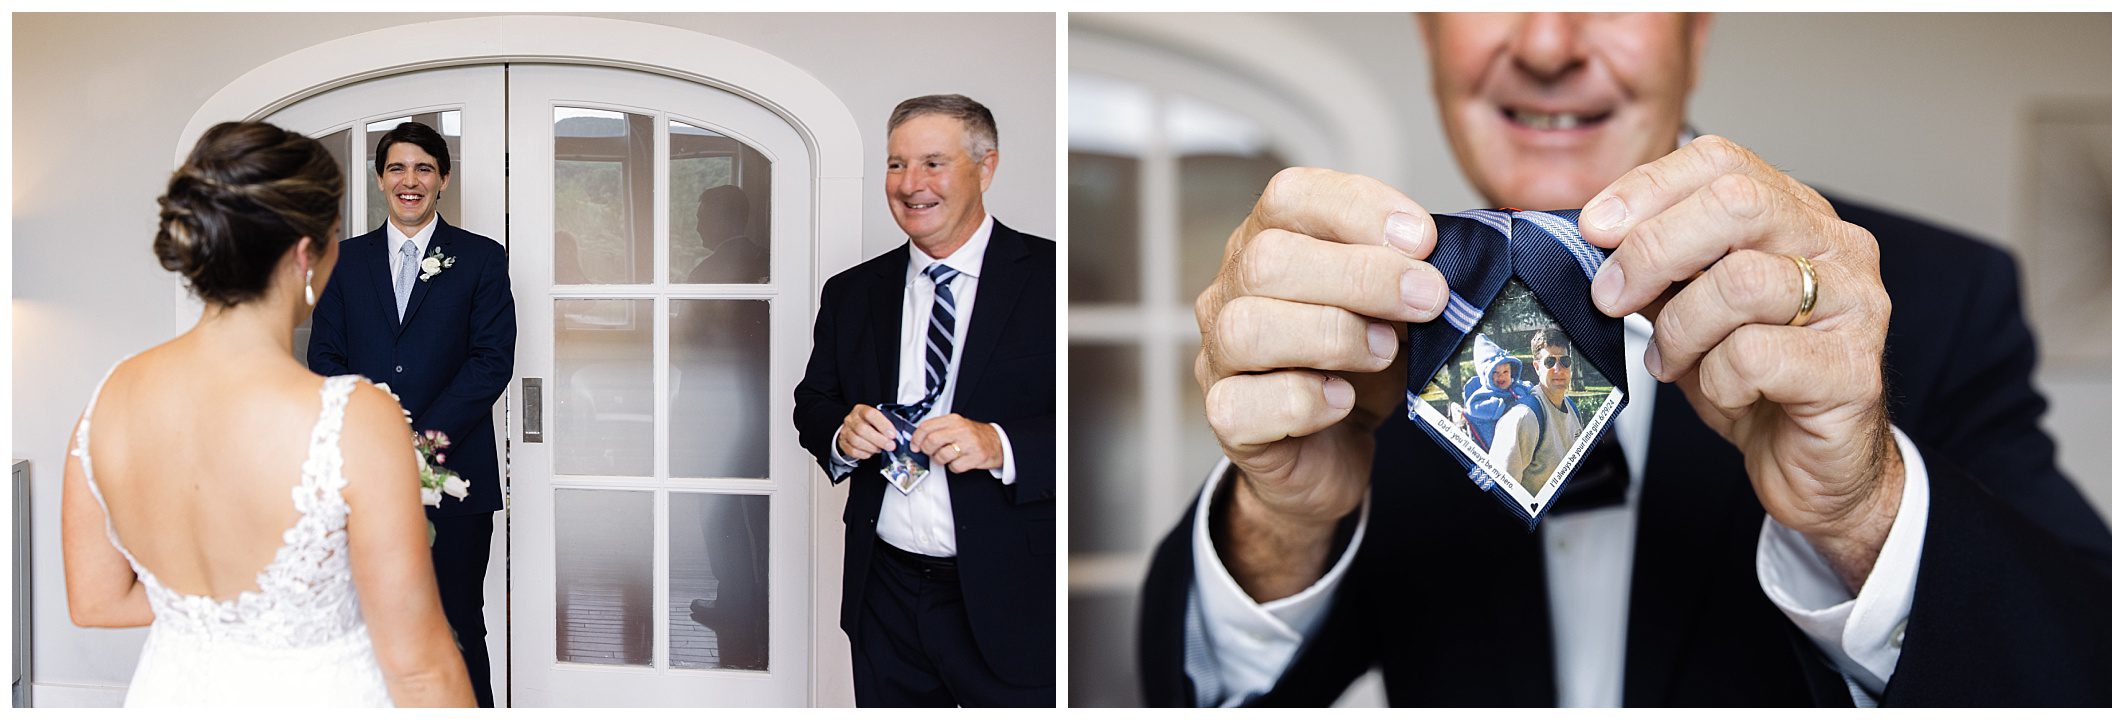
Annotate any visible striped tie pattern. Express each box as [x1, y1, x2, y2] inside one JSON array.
[[874, 263, 965, 491], [920, 263, 962, 408]]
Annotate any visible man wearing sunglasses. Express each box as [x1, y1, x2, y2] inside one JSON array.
[[1489, 329, 1579, 494]]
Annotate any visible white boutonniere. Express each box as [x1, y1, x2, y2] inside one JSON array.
[[418, 247, 457, 282]]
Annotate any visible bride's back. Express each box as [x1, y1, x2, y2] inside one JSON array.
[[64, 120, 474, 707], [86, 341, 337, 602]]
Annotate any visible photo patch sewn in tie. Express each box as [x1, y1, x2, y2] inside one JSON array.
[[1403, 209, 1629, 529], [876, 401, 933, 494]]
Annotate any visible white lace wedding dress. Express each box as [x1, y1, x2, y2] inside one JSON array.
[[74, 370, 395, 706]]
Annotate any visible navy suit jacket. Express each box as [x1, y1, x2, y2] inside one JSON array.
[[308, 217, 517, 518], [1137, 198, 2111, 706], [794, 220, 1056, 687]]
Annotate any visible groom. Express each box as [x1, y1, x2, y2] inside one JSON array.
[[308, 121, 516, 707]]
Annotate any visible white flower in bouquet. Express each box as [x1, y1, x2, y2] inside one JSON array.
[[413, 429, 465, 509], [442, 473, 470, 501], [373, 382, 465, 543]]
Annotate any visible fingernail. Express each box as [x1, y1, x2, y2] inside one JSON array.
[[1644, 339, 1664, 379], [1401, 268, 1446, 317], [1366, 322, 1396, 361], [1323, 375, 1355, 409], [1591, 257, 1623, 313], [1384, 212, 1428, 257], [1586, 196, 1629, 231]]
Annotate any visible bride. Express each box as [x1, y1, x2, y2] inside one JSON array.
[[60, 121, 474, 707]]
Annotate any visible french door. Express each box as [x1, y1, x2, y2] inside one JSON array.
[[506, 64, 813, 707], [263, 62, 816, 706]]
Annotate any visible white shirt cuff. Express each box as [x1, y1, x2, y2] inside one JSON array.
[[1189, 456, 1369, 706], [989, 423, 1017, 485], [826, 426, 858, 480], [1755, 424, 1929, 698]]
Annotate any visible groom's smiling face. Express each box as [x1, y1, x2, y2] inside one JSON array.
[[376, 141, 451, 233]]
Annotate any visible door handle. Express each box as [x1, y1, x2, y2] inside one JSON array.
[[523, 377, 543, 443]]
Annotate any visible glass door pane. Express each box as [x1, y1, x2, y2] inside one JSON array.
[[555, 299, 655, 477], [670, 120, 772, 284], [667, 492, 770, 670], [555, 489, 654, 666], [669, 299, 770, 479], [555, 108, 655, 285]]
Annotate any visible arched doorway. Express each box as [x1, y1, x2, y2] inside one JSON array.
[[181, 16, 862, 707]]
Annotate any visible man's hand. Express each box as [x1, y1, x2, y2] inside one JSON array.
[[1578, 135, 1903, 592], [911, 414, 1004, 473], [836, 404, 898, 462], [1196, 167, 1449, 602]]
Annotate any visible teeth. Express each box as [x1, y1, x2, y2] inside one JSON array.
[[1512, 109, 1586, 130]]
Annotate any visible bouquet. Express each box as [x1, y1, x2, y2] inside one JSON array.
[[415, 429, 471, 508], [377, 383, 469, 544]]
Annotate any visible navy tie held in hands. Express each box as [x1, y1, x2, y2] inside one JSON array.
[[1403, 209, 1631, 529]]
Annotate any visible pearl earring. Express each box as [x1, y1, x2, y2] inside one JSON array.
[[304, 268, 316, 307]]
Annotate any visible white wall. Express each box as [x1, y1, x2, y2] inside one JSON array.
[[12, 11, 1053, 703]]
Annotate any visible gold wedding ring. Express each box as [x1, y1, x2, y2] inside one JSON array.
[[949, 442, 962, 457], [1788, 255, 1818, 326]]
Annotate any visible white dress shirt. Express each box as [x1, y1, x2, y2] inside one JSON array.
[[1191, 315, 1929, 707], [828, 215, 1018, 558], [385, 215, 440, 279]]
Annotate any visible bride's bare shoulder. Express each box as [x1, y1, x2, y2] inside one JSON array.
[[338, 380, 417, 491]]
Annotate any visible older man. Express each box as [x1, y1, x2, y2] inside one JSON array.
[[1141, 13, 2107, 707], [795, 94, 1055, 707]]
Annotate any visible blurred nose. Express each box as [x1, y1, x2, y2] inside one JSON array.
[[892, 167, 923, 198], [1509, 13, 1586, 81]]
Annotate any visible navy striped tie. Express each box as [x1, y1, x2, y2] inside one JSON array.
[[874, 263, 964, 489], [921, 263, 962, 409]]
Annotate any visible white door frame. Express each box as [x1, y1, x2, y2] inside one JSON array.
[[174, 15, 865, 707]]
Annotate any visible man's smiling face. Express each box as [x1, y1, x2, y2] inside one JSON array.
[[376, 141, 450, 233], [886, 113, 994, 256], [1422, 13, 1708, 210]]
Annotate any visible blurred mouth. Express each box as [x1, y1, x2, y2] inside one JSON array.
[[898, 199, 940, 214], [1502, 106, 1612, 132], [395, 193, 426, 210]]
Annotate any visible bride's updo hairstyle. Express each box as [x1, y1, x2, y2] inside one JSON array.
[[154, 121, 343, 306]]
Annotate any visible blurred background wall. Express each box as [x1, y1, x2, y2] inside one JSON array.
[[1066, 12, 2109, 707]]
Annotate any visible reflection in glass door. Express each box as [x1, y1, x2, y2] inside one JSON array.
[[509, 64, 813, 707]]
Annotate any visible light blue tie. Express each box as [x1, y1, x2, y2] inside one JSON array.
[[395, 239, 418, 320]]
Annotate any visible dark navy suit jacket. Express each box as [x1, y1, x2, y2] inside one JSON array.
[[308, 217, 517, 518], [1137, 198, 2111, 706], [794, 221, 1057, 687]]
